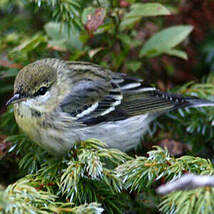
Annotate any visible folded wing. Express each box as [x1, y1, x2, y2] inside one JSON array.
[[60, 62, 214, 126]]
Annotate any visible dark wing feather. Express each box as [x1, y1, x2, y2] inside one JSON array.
[[114, 75, 214, 117], [111, 74, 190, 117]]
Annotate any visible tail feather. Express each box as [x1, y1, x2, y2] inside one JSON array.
[[181, 97, 214, 108], [149, 91, 214, 113]]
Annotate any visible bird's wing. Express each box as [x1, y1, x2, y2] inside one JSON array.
[[59, 62, 124, 124], [60, 62, 195, 125]]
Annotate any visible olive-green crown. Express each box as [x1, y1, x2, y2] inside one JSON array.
[[14, 59, 60, 96]]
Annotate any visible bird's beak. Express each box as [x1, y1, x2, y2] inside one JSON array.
[[6, 93, 23, 106]]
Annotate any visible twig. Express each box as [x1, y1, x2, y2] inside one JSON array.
[[0, 60, 22, 69], [156, 174, 214, 195]]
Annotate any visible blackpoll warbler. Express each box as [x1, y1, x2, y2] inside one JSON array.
[[6, 58, 214, 156]]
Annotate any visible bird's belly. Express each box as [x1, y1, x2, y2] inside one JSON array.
[[43, 114, 156, 154], [15, 102, 156, 155], [77, 114, 155, 151], [40, 114, 155, 155]]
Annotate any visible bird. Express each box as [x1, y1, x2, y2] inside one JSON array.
[[6, 58, 214, 156]]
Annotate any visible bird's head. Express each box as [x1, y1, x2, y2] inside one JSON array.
[[6, 59, 63, 112]]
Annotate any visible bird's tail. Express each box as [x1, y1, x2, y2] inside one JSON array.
[[154, 91, 214, 113], [176, 96, 214, 109]]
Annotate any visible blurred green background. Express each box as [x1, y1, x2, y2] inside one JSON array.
[[1, 0, 214, 213]]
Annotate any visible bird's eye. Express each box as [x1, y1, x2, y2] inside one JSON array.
[[34, 86, 48, 96]]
